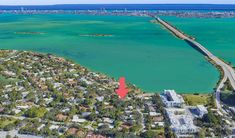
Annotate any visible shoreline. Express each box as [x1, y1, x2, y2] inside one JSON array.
[[1, 9, 235, 18], [155, 17, 234, 92], [0, 49, 215, 94], [0, 14, 222, 93]]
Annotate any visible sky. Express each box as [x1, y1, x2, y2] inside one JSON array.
[[0, 0, 235, 5]]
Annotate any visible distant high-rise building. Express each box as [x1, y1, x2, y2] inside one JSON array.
[[21, 7, 24, 12]]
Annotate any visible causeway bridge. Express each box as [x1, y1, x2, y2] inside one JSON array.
[[156, 17, 235, 90], [156, 17, 235, 112]]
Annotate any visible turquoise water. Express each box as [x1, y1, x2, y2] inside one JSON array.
[[162, 16, 235, 66], [0, 14, 219, 93]]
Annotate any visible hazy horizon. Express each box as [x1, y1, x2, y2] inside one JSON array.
[[1, 4, 235, 6], [0, 0, 235, 6]]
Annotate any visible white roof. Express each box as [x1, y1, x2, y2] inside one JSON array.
[[166, 108, 198, 133], [13, 109, 21, 114], [103, 118, 114, 123], [160, 90, 185, 107], [72, 115, 86, 122], [149, 112, 161, 116], [96, 96, 104, 102], [16, 105, 30, 109], [165, 90, 184, 103], [156, 122, 164, 126], [197, 105, 208, 113], [37, 124, 45, 131], [49, 125, 59, 130]]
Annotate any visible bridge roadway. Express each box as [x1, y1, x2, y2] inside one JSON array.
[[156, 17, 235, 113], [156, 17, 235, 91]]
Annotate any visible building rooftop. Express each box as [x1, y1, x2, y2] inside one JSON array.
[[160, 90, 185, 107], [196, 105, 208, 113], [165, 90, 183, 103], [166, 108, 198, 134]]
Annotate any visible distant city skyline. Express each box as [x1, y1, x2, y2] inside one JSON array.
[[0, 0, 235, 5]]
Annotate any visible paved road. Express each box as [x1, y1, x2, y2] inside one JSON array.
[[0, 130, 42, 138], [156, 17, 235, 113], [137, 108, 145, 132], [216, 76, 228, 114], [190, 40, 235, 90]]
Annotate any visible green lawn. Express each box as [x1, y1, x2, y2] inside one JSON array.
[[0, 75, 6, 81], [0, 75, 18, 87], [182, 94, 210, 106], [0, 117, 16, 129], [0, 75, 8, 89]]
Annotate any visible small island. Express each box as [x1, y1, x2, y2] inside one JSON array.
[[14, 32, 45, 35], [80, 34, 113, 37]]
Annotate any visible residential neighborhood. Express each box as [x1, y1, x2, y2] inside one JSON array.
[[0, 50, 165, 138], [0, 50, 234, 138]]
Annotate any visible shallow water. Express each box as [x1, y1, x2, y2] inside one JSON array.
[[0, 14, 219, 93], [163, 16, 235, 66]]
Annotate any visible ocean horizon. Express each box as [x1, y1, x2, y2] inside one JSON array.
[[0, 4, 235, 11]]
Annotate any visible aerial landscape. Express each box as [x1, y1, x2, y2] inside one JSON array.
[[0, 0, 235, 138]]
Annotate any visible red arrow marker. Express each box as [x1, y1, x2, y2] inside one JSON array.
[[116, 77, 129, 99]]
